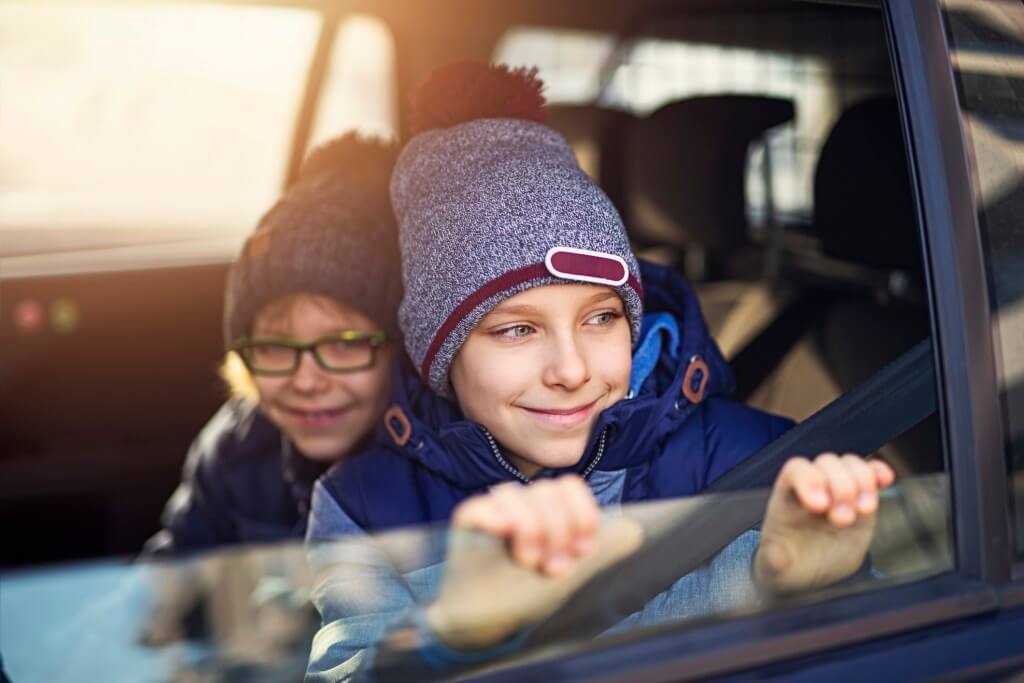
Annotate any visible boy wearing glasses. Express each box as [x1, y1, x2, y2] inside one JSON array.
[[145, 134, 402, 556]]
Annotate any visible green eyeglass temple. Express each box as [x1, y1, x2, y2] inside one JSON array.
[[231, 330, 387, 376]]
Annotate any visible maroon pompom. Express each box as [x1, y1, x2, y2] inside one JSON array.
[[297, 132, 397, 186], [410, 62, 547, 135]]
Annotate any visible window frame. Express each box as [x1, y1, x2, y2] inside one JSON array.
[[458, 0, 1024, 680], [888, 0, 1012, 585]]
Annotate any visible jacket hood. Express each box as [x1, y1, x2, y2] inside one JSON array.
[[377, 260, 735, 490]]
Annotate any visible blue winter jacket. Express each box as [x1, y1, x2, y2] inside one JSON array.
[[145, 399, 329, 556], [305, 261, 793, 680]]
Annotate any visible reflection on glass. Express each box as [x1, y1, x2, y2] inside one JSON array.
[[942, 0, 1024, 557], [0, 475, 952, 682], [304, 474, 952, 681]]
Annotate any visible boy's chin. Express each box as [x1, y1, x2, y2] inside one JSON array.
[[516, 439, 588, 472], [291, 435, 354, 463]]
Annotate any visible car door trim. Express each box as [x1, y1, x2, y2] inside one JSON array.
[[884, 0, 1012, 582]]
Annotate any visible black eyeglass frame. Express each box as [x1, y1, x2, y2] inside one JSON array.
[[231, 330, 388, 376]]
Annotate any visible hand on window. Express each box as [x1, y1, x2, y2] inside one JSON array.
[[426, 475, 643, 650], [755, 453, 895, 594]]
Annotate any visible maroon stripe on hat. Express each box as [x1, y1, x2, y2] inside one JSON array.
[[420, 264, 645, 384], [628, 274, 643, 301], [548, 250, 627, 283], [420, 263, 548, 381]]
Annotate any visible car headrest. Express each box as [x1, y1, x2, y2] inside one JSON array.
[[622, 95, 795, 253], [814, 96, 920, 271], [545, 104, 635, 208]]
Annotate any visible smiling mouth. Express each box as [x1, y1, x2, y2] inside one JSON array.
[[281, 405, 351, 428], [518, 399, 600, 428]]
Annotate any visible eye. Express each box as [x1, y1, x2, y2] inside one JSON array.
[[587, 310, 623, 326], [494, 323, 535, 339]]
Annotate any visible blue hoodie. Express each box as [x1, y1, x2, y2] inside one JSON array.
[[304, 262, 793, 680]]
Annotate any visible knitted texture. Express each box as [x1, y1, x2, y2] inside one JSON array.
[[391, 117, 643, 398], [224, 135, 402, 345]]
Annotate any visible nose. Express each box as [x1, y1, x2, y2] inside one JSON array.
[[290, 349, 329, 394], [542, 330, 590, 391]]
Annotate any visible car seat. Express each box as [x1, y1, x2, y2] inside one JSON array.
[[747, 96, 941, 475]]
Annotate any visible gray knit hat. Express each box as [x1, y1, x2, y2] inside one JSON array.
[[392, 63, 643, 398], [224, 133, 402, 346]]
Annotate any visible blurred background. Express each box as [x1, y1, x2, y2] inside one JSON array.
[[0, 0, 929, 568]]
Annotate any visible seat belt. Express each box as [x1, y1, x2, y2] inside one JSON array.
[[527, 338, 937, 644]]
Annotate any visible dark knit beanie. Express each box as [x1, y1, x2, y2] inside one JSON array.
[[223, 133, 402, 346], [392, 63, 643, 398]]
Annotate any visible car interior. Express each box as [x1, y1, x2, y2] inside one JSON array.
[[0, 0, 943, 578]]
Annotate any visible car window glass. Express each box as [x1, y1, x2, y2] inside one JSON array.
[[495, 17, 889, 227], [307, 13, 398, 149], [0, 477, 953, 682], [941, 0, 1024, 559], [0, 2, 318, 262]]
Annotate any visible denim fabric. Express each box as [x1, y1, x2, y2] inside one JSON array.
[[306, 485, 446, 683], [607, 530, 760, 633]]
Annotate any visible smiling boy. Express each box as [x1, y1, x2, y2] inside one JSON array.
[[145, 134, 402, 556], [305, 64, 893, 679]]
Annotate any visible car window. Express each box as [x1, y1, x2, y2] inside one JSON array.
[[0, 477, 953, 682], [306, 13, 399, 150], [0, 2, 319, 258], [495, 16, 890, 227], [941, 0, 1024, 559], [0, 1, 980, 680]]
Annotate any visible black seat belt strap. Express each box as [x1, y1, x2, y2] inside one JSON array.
[[707, 338, 936, 493], [528, 338, 937, 643]]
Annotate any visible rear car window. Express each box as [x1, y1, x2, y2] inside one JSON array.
[[495, 16, 890, 227], [0, 3, 318, 253], [0, 4, 397, 276], [307, 14, 399, 150]]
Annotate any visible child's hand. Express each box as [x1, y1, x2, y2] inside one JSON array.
[[755, 453, 895, 594], [426, 475, 643, 650]]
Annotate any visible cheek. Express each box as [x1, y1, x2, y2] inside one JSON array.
[[334, 366, 391, 406], [253, 377, 286, 405], [453, 346, 530, 421], [593, 329, 632, 392]]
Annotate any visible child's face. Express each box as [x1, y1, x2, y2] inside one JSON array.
[[450, 284, 631, 477], [251, 295, 393, 463]]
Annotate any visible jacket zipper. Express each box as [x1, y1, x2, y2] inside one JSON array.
[[481, 427, 608, 483], [581, 428, 608, 479], [482, 428, 530, 483]]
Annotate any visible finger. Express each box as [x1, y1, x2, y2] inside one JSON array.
[[557, 475, 599, 556], [840, 454, 878, 515], [814, 453, 857, 527], [870, 460, 896, 488], [489, 483, 544, 570], [452, 495, 511, 537], [779, 457, 829, 513], [528, 481, 576, 575]]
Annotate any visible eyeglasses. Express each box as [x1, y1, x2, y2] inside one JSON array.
[[231, 331, 387, 376]]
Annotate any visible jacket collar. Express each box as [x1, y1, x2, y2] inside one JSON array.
[[378, 261, 735, 490]]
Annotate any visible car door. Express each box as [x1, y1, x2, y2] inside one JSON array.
[[439, 0, 1024, 678]]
